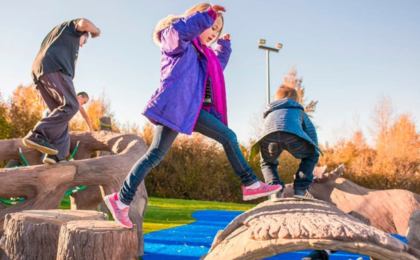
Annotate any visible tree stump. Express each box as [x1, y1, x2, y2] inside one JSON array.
[[57, 220, 138, 260], [1, 210, 108, 260], [0, 131, 149, 256]]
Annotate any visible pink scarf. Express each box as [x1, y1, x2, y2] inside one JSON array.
[[200, 43, 228, 126]]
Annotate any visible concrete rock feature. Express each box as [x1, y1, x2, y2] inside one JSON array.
[[203, 200, 420, 260]]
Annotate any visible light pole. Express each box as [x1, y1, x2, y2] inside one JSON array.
[[258, 39, 283, 105]]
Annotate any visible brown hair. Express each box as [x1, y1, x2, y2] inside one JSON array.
[[153, 3, 224, 46], [274, 85, 299, 102]]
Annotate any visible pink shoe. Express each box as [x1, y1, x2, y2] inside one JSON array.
[[242, 181, 283, 201], [104, 192, 133, 228]]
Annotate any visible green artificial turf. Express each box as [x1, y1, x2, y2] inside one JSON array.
[[59, 196, 256, 234], [144, 197, 255, 234]]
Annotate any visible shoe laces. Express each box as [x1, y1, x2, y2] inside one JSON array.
[[247, 182, 269, 192], [115, 204, 130, 222]]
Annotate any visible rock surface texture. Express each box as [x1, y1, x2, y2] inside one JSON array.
[[283, 165, 420, 236], [203, 200, 420, 260], [407, 209, 420, 253]]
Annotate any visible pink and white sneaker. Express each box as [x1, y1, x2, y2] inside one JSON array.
[[104, 192, 133, 229], [242, 181, 283, 201]]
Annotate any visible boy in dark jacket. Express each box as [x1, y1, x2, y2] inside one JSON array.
[[250, 85, 322, 201]]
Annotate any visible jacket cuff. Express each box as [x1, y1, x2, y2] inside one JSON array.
[[206, 7, 217, 20], [217, 38, 231, 47]]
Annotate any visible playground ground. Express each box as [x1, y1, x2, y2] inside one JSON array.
[[139, 198, 407, 260], [52, 196, 410, 260]]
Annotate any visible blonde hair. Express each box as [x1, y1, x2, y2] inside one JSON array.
[[274, 85, 299, 102], [153, 3, 224, 46]]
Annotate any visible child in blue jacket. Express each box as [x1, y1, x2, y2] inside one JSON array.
[[250, 85, 323, 201]]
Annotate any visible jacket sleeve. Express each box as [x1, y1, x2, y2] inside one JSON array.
[[214, 39, 232, 70], [160, 7, 217, 56], [302, 113, 319, 146]]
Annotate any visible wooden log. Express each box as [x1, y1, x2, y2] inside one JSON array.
[[84, 117, 113, 213], [4, 160, 21, 168], [57, 220, 138, 260], [0, 139, 43, 166], [98, 117, 112, 157], [1, 210, 108, 260], [0, 131, 149, 256], [70, 186, 103, 211]]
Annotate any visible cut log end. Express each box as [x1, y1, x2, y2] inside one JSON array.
[[7, 209, 108, 224], [1, 210, 109, 260], [57, 220, 138, 260]]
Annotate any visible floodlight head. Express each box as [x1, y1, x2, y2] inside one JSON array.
[[276, 43, 283, 49], [259, 39, 266, 45]]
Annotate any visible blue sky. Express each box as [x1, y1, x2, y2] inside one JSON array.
[[0, 0, 419, 146]]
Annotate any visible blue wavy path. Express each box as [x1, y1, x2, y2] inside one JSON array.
[[143, 210, 407, 260]]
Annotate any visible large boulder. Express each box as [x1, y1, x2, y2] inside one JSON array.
[[203, 199, 420, 260], [407, 209, 420, 252]]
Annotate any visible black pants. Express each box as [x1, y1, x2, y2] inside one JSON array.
[[260, 131, 319, 190], [32, 71, 79, 160]]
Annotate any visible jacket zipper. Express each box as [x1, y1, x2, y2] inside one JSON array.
[[187, 39, 208, 131]]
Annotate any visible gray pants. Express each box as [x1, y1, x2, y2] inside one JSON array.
[[32, 71, 79, 160]]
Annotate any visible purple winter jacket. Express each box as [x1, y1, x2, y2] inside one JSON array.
[[142, 8, 232, 135]]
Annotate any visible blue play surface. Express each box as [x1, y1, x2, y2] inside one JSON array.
[[143, 210, 407, 260]]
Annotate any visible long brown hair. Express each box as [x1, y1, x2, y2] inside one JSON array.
[[153, 3, 224, 46]]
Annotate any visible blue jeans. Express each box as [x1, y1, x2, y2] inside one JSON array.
[[260, 132, 319, 191], [119, 110, 258, 205]]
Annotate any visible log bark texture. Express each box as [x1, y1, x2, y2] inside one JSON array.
[[0, 131, 149, 256], [0, 210, 107, 260], [57, 220, 138, 260], [98, 116, 112, 157]]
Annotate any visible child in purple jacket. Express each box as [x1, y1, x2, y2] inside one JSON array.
[[104, 3, 282, 228]]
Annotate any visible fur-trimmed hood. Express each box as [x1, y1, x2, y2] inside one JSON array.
[[152, 15, 180, 46]]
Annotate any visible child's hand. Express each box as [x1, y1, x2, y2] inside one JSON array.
[[212, 5, 226, 13], [221, 34, 230, 41]]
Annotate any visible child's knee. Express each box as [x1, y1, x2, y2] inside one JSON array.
[[310, 151, 320, 162], [221, 129, 238, 145], [145, 147, 167, 166]]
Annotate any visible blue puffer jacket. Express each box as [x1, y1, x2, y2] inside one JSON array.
[[250, 98, 323, 159]]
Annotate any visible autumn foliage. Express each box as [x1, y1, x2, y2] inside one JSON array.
[[1, 79, 419, 202], [0, 85, 117, 139], [320, 96, 420, 192]]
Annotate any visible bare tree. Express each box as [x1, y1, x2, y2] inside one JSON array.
[[370, 94, 394, 146]]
